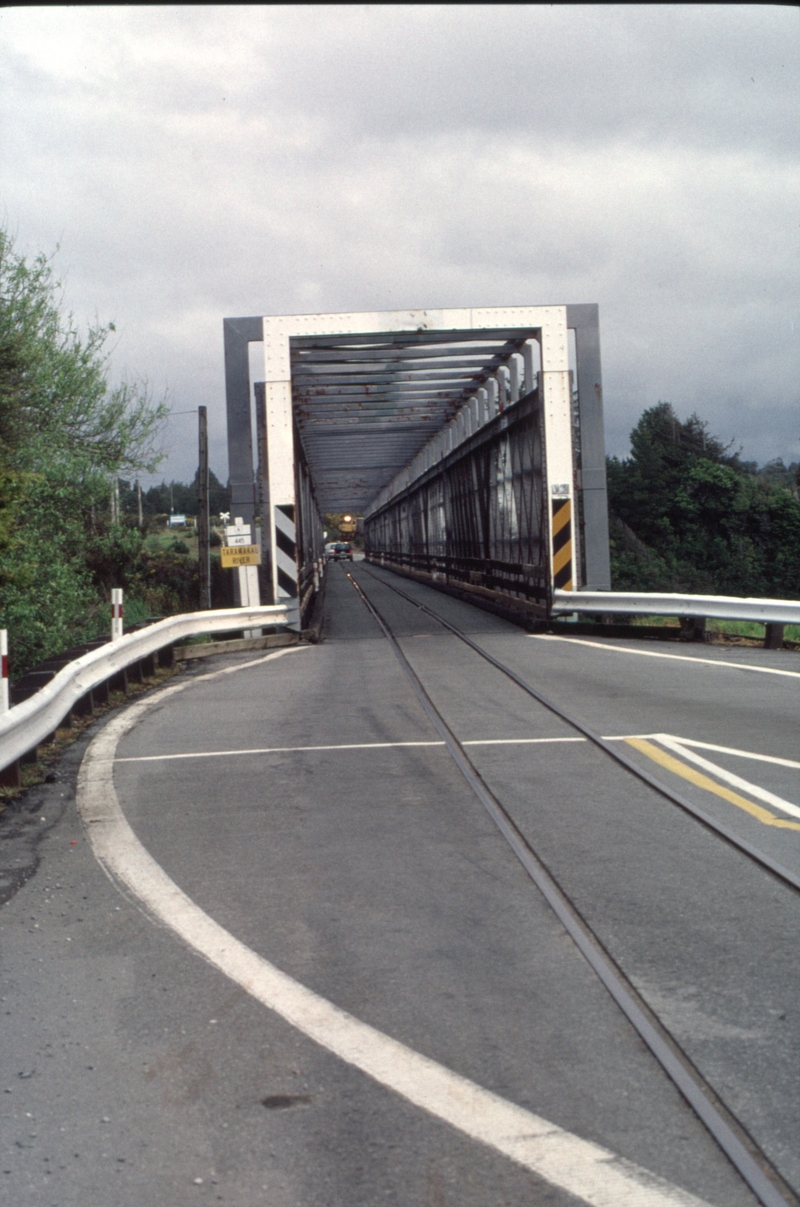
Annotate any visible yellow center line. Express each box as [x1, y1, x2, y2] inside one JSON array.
[[625, 738, 800, 831]]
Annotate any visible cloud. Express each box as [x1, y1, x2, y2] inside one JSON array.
[[0, 4, 797, 485]]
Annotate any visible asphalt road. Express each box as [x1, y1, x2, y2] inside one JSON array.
[[1, 563, 798, 1207]]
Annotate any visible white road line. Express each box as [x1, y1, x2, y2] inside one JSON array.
[[669, 737, 800, 771], [532, 634, 800, 679], [77, 664, 714, 1207], [116, 740, 447, 763], [655, 734, 800, 820], [463, 737, 585, 746], [117, 736, 674, 764]]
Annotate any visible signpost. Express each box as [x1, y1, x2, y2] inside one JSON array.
[[220, 544, 260, 568], [224, 518, 262, 636]]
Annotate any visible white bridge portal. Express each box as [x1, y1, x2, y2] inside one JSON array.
[[224, 306, 610, 623]]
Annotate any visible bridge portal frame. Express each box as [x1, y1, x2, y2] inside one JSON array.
[[224, 305, 610, 616]]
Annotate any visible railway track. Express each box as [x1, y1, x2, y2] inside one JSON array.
[[345, 562, 799, 1207]]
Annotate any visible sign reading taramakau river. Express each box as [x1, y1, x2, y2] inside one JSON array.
[[220, 544, 261, 568]]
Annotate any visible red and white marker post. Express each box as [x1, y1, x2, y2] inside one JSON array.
[[0, 630, 8, 713], [111, 589, 124, 641]]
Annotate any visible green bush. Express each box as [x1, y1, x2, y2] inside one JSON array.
[[0, 228, 167, 676]]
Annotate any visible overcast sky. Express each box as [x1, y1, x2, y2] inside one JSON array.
[[2, 4, 798, 489]]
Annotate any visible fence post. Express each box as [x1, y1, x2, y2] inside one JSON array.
[[0, 630, 8, 713], [764, 623, 784, 650], [679, 615, 706, 642], [111, 588, 124, 641]]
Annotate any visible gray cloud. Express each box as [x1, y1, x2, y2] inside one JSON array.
[[1, 4, 797, 488]]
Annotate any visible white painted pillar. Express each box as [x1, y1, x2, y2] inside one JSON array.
[[262, 324, 298, 608], [540, 309, 576, 592]]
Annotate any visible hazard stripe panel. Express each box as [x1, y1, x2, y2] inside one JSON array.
[[274, 504, 298, 599], [551, 498, 573, 591]]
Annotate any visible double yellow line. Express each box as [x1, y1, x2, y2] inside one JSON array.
[[626, 739, 800, 831]]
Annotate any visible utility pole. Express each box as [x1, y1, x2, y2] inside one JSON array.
[[254, 381, 273, 604], [137, 479, 143, 529], [197, 405, 211, 609]]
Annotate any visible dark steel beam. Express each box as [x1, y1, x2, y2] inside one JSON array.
[[566, 304, 611, 589], [289, 328, 532, 349], [223, 316, 261, 530]]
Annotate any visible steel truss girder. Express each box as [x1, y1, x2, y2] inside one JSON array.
[[292, 358, 506, 376], [292, 343, 518, 364], [224, 306, 608, 616], [365, 393, 548, 608], [288, 328, 528, 349], [293, 375, 491, 391]]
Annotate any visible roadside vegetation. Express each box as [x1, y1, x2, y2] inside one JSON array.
[[0, 229, 231, 678], [607, 403, 800, 600]]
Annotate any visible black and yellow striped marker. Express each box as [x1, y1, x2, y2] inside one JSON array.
[[551, 497, 573, 590]]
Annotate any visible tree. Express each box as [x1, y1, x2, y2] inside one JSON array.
[[607, 403, 800, 598], [120, 468, 230, 522], [0, 229, 169, 675]]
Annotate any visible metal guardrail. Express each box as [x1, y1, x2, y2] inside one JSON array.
[[0, 604, 297, 776], [552, 590, 800, 626]]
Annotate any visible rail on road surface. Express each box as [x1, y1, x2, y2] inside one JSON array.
[[342, 563, 800, 1207]]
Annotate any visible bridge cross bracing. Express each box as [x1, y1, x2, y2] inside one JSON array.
[[224, 306, 610, 615]]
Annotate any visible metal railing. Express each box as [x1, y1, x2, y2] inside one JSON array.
[[552, 590, 800, 626], [0, 603, 297, 777]]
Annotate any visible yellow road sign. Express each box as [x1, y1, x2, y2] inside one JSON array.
[[220, 544, 261, 568]]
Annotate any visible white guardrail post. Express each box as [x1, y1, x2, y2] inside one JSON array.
[[0, 603, 297, 780], [551, 590, 800, 627]]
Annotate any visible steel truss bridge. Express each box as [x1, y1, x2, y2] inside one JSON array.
[[224, 306, 611, 625]]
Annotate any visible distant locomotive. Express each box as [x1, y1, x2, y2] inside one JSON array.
[[338, 513, 357, 539]]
